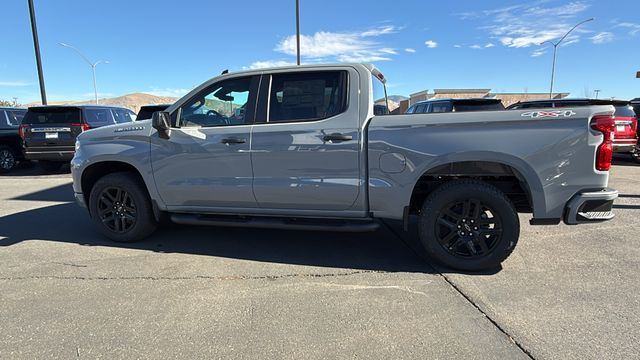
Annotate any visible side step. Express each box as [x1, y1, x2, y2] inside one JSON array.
[[169, 213, 380, 233]]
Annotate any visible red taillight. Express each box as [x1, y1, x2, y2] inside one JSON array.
[[71, 123, 91, 132], [590, 115, 616, 171], [18, 124, 29, 140]]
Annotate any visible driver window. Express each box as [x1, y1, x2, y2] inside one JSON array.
[[180, 76, 254, 127]]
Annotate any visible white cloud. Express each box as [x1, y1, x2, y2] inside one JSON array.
[[531, 48, 548, 57], [590, 32, 614, 44], [453, 44, 462, 48], [0, 81, 29, 87], [274, 25, 399, 63], [471, 1, 593, 48], [424, 40, 438, 48], [485, 43, 496, 48], [404, 48, 416, 53], [617, 22, 640, 36], [146, 87, 191, 97], [470, 44, 482, 49], [249, 60, 296, 69]]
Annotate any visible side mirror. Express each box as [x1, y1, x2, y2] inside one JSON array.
[[152, 111, 171, 138]]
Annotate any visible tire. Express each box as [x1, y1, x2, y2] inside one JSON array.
[[39, 160, 64, 172], [632, 146, 640, 164], [88, 172, 157, 242], [0, 146, 17, 174], [418, 179, 520, 271]]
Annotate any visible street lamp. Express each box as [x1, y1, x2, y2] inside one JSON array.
[[59, 43, 108, 104], [541, 18, 594, 99]]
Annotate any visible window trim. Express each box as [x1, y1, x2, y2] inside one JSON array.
[[257, 70, 349, 124], [175, 75, 260, 128]]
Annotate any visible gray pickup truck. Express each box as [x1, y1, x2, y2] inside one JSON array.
[[71, 63, 618, 270]]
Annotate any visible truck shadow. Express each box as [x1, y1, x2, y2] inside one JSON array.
[[0, 183, 499, 275]]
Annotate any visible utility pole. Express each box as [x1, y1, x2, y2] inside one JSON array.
[[541, 18, 594, 99], [295, 0, 301, 65], [594, 89, 600, 99], [28, 0, 47, 105]]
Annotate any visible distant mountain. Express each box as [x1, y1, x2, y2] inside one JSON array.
[[387, 95, 408, 103], [26, 93, 178, 113]]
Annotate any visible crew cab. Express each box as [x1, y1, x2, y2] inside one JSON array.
[[71, 64, 618, 271], [508, 99, 638, 155], [0, 107, 27, 173]]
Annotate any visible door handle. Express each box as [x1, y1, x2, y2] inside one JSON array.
[[322, 133, 353, 142], [221, 137, 246, 145]]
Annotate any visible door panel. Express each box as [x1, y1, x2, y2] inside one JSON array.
[[250, 69, 362, 211], [150, 126, 255, 207]]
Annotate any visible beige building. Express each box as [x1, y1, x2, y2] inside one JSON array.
[[401, 89, 569, 112]]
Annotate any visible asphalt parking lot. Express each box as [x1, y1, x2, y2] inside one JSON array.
[[1, 157, 638, 359]]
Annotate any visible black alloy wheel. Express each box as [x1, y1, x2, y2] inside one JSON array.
[[435, 199, 502, 258], [97, 186, 138, 233], [0, 147, 16, 173]]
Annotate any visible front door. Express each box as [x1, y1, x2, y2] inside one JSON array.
[[151, 75, 259, 209], [250, 69, 362, 212]]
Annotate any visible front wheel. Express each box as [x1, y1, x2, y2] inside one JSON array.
[[418, 180, 520, 271], [88, 172, 157, 242], [0, 146, 17, 173]]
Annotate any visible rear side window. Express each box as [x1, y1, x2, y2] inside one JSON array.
[[5, 109, 26, 126], [614, 106, 636, 118], [112, 109, 135, 124], [83, 108, 115, 128], [414, 103, 429, 113], [24, 108, 81, 124], [268, 71, 347, 123], [431, 102, 452, 113]]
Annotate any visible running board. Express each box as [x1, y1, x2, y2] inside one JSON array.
[[169, 214, 380, 232]]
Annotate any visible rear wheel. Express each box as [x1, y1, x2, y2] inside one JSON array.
[[0, 146, 17, 173], [39, 160, 64, 172], [632, 145, 640, 164], [89, 172, 157, 242], [418, 180, 520, 271]]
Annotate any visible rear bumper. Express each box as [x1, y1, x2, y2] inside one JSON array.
[[613, 139, 637, 153], [564, 188, 618, 225], [24, 149, 75, 161]]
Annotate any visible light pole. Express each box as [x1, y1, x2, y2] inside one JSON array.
[[541, 18, 594, 99], [295, 0, 301, 65], [59, 43, 108, 104], [28, 0, 47, 105]]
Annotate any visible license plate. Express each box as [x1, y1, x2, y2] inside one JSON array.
[[45, 132, 58, 139], [616, 125, 626, 132]]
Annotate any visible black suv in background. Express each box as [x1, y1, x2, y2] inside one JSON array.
[[0, 107, 27, 173], [406, 98, 505, 114], [20, 105, 135, 171], [631, 98, 640, 162], [507, 99, 638, 157], [136, 104, 171, 121]]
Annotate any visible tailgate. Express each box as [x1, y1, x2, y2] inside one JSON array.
[[22, 107, 83, 148]]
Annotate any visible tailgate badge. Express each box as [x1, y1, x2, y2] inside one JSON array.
[[521, 110, 576, 118]]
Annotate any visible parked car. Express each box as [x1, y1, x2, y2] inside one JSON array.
[[71, 63, 617, 271], [508, 99, 638, 155], [406, 98, 505, 114], [631, 98, 640, 162], [21, 105, 136, 172], [0, 107, 27, 173], [136, 104, 171, 121]]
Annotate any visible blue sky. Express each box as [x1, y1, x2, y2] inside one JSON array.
[[1, 0, 638, 103]]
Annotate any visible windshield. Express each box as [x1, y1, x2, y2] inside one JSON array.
[[5, 109, 26, 127], [23, 107, 81, 125]]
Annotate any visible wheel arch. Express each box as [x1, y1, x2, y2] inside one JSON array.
[[408, 157, 544, 217]]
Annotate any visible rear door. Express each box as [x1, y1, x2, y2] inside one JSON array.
[[22, 107, 83, 149], [250, 69, 362, 211]]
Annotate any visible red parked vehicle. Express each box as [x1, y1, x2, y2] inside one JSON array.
[[508, 99, 638, 158]]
